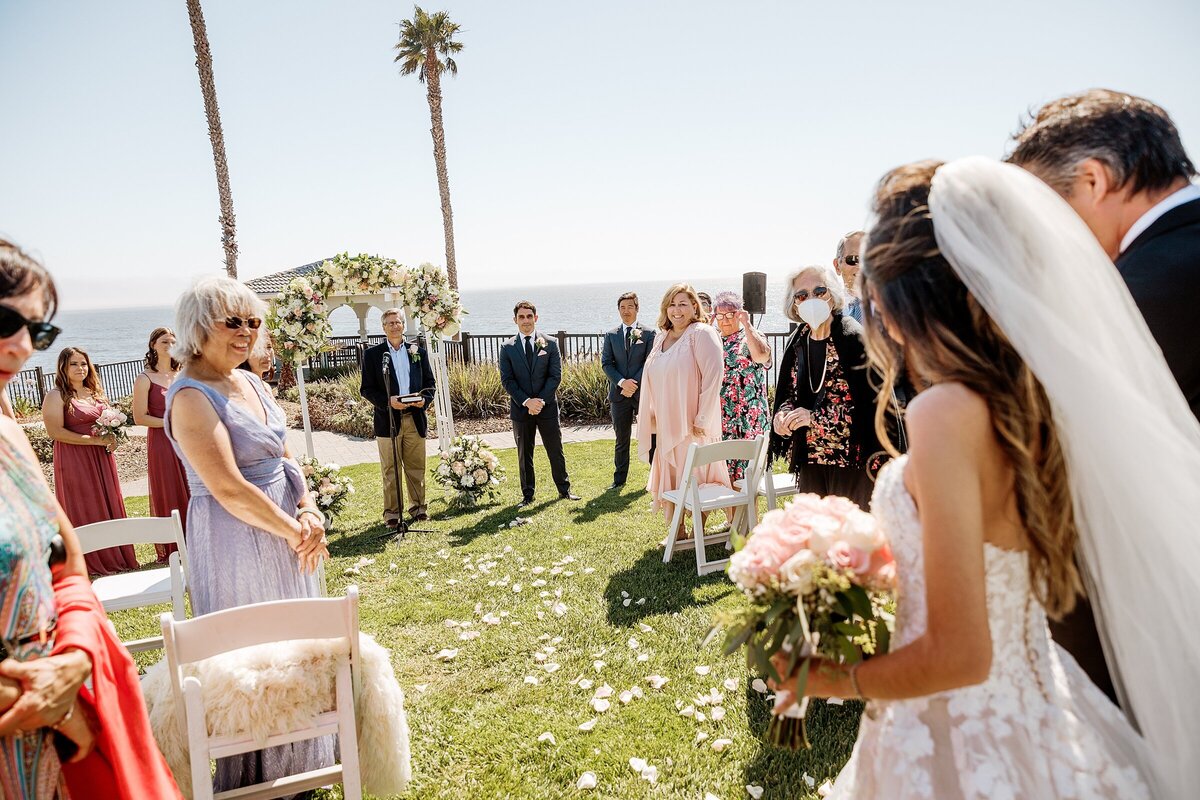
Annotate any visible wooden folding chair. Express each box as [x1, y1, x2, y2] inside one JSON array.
[[661, 436, 767, 576], [78, 510, 189, 653], [161, 586, 363, 800]]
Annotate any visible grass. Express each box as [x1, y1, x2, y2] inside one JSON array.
[[111, 440, 859, 799]]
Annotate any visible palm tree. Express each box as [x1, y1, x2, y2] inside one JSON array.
[[395, 6, 463, 290], [186, 0, 239, 278]]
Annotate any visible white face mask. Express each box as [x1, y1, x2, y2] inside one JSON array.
[[795, 297, 832, 328]]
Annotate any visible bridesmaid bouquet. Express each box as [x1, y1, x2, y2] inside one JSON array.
[[91, 406, 131, 444], [298, 457, 356, 523], [434, 435, 504, 506], [717, 494, 896, 749]]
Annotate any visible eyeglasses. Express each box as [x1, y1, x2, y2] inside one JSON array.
[[712, 311, 739, 321], [0, 304, 61, 351], [223, 316, 263, 330], [792, 286, 829, 302], [842, 255, 861, 266]]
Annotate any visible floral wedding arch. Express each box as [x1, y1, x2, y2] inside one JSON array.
[[263, 253, 464, 457]]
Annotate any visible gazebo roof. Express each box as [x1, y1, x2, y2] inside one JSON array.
[[244, 258, 333, 297]]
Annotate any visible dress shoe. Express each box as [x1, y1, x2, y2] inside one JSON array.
[[559, 492, 581, 501], [413, 512, 430, 522], [385, 518, 400, 528], [518, 497, 535, 508], [607, 481, 625, 491]]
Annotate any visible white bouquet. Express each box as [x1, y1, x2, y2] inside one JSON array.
[[434, 435, 504, 506]]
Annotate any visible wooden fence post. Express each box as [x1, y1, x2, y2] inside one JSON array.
[[34, 367, 46, 405], [556, 330, 567, 359], [461, 331, 472, 365]]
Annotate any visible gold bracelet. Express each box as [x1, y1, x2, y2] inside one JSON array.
[[849, 662, 866, 699]]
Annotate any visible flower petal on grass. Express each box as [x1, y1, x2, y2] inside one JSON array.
[[537, 732, 556, 745], [746, 785, 764, 799], [723, 678, 739, 691], [593, 684, 614, 699], [576, 771, 598, 790], [695, 665, 711, 676], [711, 738, 734, 752], [591, 698, 610, 713], [751, 678, 768, 693], [578, 718, 598, 731], [543, 662, 561, 673], [637, 623, 654, 633], [434, 648, 458, 661], [646, 675, 670, 690], [524, 676, 540, 685], [710, 707, 726, 721]]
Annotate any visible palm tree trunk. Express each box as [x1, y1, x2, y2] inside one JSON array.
[[186, 0, 239, 278], [424, 47, 458, 290]]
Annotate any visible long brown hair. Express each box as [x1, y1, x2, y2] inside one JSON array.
[[861, 160, 1081, 618], [145, 327, 181, 372], [54, 347, 106, 405]]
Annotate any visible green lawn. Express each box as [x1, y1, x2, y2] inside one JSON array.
[[112, 440, 859, 799]]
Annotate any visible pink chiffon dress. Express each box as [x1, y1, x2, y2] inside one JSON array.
[[53, 398, 138, 576], [637, 322, 731, 519], [146, 380, 189, 562]]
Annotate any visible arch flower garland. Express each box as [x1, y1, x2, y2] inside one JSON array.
[[399, 262, 464, 338], [266, 276, 332, 363], [317, 252, 406, 297]]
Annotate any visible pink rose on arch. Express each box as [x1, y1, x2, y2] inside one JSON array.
[[827, 541, 871, 575]]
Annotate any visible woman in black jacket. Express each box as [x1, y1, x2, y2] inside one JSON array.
[[770, 263, 898, 508]]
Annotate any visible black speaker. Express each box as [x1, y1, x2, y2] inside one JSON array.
[[742, 271, 767, 315]]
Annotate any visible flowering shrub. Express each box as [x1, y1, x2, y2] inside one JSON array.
[[267, 277, 333, 363], [298, 456, 355, 522], [317, 252, 406, 297], [399, 262, 465, 338], [433, 435, 504, 505]]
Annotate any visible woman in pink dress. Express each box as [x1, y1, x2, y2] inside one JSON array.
[[637, 284, 731, 538], [42, 346, 137, 576], [133, 327, 190, 563]]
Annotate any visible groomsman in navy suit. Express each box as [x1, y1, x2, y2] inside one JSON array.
[[601, 292, 655, 490]]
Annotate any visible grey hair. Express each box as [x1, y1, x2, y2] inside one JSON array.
[[782, 263, 847, 323], [835, 230, 867, 260], [171, 276, 266, 363], [713, 290, 743, 310]]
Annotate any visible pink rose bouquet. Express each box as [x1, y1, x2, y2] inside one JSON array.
[[91, 405, 131, 444], [717, 493, 896, 749]]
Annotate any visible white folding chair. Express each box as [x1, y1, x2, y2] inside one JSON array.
[[161, 586, 363, 800], [736, 462, 800, 511], [661, 436, 768, 576], [77, 510, 189, 653]]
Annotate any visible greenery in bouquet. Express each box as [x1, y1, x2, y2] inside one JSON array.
[[317, 252, 406, 297], [91, 403, 132, 444], [399, 262, 465, 339], [715, 493, 896, 749], [434, 435, 504, 505], [298, 456, 355, 523], [267, 276, 333, 364]]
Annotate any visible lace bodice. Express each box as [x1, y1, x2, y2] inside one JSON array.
[[828, 456, 1151, 799]]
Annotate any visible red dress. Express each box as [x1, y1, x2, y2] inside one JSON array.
[[146, 381, 190, 562], [53, 398, 139, 576]]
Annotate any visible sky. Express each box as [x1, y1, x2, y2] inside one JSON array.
[[2, 0, 1198, 311]]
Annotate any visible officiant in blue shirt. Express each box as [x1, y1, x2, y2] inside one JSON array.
[[601, 292, 655, 490]]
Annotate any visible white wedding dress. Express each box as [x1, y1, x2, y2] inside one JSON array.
[[825, 455, 1151, 799]]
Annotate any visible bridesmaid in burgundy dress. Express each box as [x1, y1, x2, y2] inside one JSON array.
[[42, 346, 138, 576], [133, 327, 190, 563]]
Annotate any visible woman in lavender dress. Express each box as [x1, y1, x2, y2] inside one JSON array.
[[164, 277, 330, 795]]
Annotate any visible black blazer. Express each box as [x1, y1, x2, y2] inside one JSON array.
[[600, 324, 655, 403], [1116, 196, 1200, 421], [359, 340, 436, 439], [498, 332, 562, 420], [768, 315, 893, 473]]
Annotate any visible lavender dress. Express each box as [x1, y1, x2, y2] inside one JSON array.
[[164, 373, 331, 794]]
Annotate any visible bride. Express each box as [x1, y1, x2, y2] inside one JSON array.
[[770, 157, 1200, 798]]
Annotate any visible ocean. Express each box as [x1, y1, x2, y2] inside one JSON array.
[[25, 275, 798, 372]]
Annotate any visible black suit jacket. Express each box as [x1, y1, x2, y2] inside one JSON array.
[[498, 332, 561, 420], [1116, 196, 1200, 420], [359, 340, 436, 439], [600, 324, 655, 403]]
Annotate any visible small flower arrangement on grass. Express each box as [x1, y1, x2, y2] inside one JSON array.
[[298, 456, 355, 523], [91, 405, 131, 445], [715, 493, 896, 749], [434, 435, 504, 506]]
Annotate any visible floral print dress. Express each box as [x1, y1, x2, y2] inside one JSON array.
[[720, 329, 770, 482], [789, 338, 860, 468]]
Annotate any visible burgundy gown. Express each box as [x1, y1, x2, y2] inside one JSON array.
[[146, 381, 190, 562], [54, 397, 139, 576]]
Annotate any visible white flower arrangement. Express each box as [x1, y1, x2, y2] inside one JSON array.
[[266, 277, 333, 363], [398, 261, 465, 339], [298, 456, 356, 522], [317, 252, 407, 298], [433, 435, 505, 506]]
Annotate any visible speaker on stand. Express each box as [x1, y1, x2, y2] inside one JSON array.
[[742, 271, 767, 327]]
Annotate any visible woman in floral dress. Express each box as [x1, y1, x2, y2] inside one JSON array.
[[711, 291, 772, 482]]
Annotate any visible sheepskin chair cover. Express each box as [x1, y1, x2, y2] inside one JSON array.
[[141, 632, 411, 798]]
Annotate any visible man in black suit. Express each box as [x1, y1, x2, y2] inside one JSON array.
[[1009, 88, 1200, 702], [360, 308, 436, 532], [600, 292, 655, 489], [498, 301, 579, 507]]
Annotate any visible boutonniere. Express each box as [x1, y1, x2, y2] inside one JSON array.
[[408, 343, 421, 363], [630, 328, 643, 343], [535, 336, 547, 351]]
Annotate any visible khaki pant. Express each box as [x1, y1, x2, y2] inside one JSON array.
[[377, 415, 426, 521]]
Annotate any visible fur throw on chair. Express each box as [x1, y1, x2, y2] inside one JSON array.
[[141, 632, 411, 799]]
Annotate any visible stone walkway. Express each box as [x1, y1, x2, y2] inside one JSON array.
[[119, 423, 616, 496]]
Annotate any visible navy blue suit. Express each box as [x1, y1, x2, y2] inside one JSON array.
[[600, 323, 655, 484], [498, 332, 571, 499]]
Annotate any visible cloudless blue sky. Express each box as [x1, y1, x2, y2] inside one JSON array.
[[2, 0, 1198, 310]]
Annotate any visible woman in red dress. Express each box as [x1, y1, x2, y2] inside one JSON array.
[[42, 347, 138, 576], [133, 327, 190, 562]]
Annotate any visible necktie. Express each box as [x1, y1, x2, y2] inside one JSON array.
[[624, 326, 632, 352], [524, 335, 534, 368]]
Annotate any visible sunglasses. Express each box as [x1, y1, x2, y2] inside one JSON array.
[[842, 255, 861, 266], [0, 304, 61, 351], [792, 286, 829, 302], [712, 311, 739, 321], [223, 315, 263, 330]]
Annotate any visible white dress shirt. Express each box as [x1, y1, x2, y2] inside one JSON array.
[[386, 340, 410, 396], [1120, 183, 1200, 254]]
